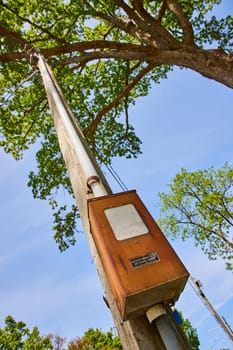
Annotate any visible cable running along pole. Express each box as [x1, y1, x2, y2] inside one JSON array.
[[34, 53, 191, 350]]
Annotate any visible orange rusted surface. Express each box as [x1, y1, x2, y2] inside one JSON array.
[[88, 190, 189, 321]]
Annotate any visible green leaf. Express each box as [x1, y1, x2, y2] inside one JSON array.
[[158, 163, 233, 270]]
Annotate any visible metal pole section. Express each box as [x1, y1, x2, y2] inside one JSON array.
[[146, 304, 192, 350], [37, 54, 107, 198], [35, 53, 191, 350], [156, 316, 186, 349]]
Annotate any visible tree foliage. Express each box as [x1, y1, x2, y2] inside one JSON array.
[[0, 0, 232, 249], [178, 311, 200, 350], [0, 316, 53, 350], [0, 319, 122, 350], [0, 316, 200, 349], [67, 328, 122, 350], [158, 163, 233, 270]]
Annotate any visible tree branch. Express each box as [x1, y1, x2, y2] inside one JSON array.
[[83, 0, 137, 40], [83, 63, 154, 136], [165, 0, 195, 45], [1, 2, 67, 45], [24, 95, 47, 116], [85, 0, 170, 49], [0, 25, 28, 47], [157, 0, 167, 23], [1, 35, 232, 88], [94, 9, 156, 47], [79, 89, 95, 121], [0, 40, 152, 62], [185, 187, 233, 228], [132, 0, 177, 48], [178, 204, 233, 249], [54, 49, 152, 67], [221, 197, 233, 220], [114, 0, 147, 28], [124, 61, 131, 134], [216, 227, 233, 248]]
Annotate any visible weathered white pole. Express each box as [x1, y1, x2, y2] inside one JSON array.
[[35, 53, 191, 350], [36, 55, 107, 198]]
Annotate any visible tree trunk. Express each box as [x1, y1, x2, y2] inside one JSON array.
[[1, 37, 233, 88], [148, 46, 233, 89]]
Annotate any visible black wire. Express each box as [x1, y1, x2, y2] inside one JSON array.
[[104, 161, 128, 192], [96, 146, 128, 192]]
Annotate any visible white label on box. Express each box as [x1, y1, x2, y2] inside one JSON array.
[[104, 204, 148, 240]]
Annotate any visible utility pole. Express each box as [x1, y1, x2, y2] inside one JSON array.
[[35, 53, 192, 350], [190, 277, 233, 341]]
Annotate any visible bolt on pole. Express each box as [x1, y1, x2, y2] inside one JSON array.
[[35, 53, 191, 350]]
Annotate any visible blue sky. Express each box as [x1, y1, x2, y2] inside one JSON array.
[[0, 64, 233, 350]]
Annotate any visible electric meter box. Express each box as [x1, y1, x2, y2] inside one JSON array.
[[88, 190, 189, 321]]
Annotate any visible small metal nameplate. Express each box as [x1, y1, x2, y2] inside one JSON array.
[[130, 252, 160, 269]]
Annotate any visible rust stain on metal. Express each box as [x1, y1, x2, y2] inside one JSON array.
[[88, 190, 189, 321]]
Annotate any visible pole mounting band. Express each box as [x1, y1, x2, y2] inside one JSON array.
[[87, 176, 100, 192]]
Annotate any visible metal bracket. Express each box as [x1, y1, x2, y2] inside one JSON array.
[[146, 304, 167, 324], [87, 176, 100, 193]]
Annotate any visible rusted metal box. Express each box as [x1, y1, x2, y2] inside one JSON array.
[[88, 190, 189, 321]]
